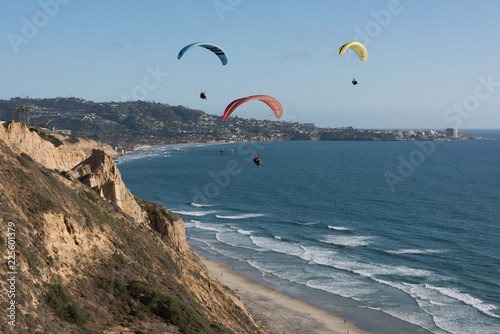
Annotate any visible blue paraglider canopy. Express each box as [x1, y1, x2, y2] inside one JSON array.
[[177, 42, 228, 65]]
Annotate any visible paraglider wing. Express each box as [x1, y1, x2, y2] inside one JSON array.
[[81, 116, 92, 122], [223, 98, 245, 116], [338, 42, 367, 62], [222, 95, 283, 121], [177, 42, 228, 65]]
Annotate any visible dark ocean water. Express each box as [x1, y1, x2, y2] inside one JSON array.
[[117, 129, 500, 334]]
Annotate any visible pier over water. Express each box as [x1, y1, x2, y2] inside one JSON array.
[[121, 149, 234, 156]]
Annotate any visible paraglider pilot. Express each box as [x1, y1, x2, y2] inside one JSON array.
[[200, 91, 207, 100], [253, 155, 262, 166], [352, 79, 358, 85]]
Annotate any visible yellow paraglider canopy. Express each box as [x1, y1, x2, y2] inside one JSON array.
[[338, 42, 367, 62]]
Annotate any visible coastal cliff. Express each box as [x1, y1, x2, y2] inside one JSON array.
[[0, 122, 263, 333], [71, 150, 146, 224], [0, 121, 117, 171]]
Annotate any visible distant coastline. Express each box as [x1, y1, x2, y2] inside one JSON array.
[[115, 134, 482, 155], [0, 97, 486, 153]]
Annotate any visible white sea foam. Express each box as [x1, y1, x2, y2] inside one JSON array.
[[230, 226, 253, 235], [188, 237, 212, 249], [299, 246, 337, 266], [320, 235, 373, 247], [190, 203, 213, 208], [250, 236, 433, 279], [189, 220, 225, 232], [251, 236, 303, 257], [386, 249, 445, 255], [314, 258, 441, 282], [203, 232, 499, 333], [328, 226, 350, 231], [296, 222, 316, 226], [183, 220, 197, 228], [216, 213, 264, 219], [173, 210, 217, 217], [246, 257, 452, 334], [361, 263, 437, 279], [216, 232, 261, 251], [247, 258, 379, 304], [381, 282, 500, 333], [249, 236, 338, 266], [114, 153, 155, 164], [425, 284, 500, 319], [305, 278, 378, 301]]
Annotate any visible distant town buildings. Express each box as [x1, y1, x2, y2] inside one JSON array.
[[446, 128, 458, 138], [1, 98, 478, 151]]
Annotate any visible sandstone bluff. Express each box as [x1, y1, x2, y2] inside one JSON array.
[[0, 121, 264, 333]]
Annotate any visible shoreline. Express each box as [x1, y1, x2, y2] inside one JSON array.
[[112, 141, 236, 162], [113, 136, 491, 159], [201, 257, 373, 334], [115, 135, 488, 156], [118, 140, 237, 154]]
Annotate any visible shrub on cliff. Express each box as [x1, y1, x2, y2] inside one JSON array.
[[127, 280, 207, 333], [44, 283, 91, 326], [30, 127, 64, 147], [28, 192, 55, 214]]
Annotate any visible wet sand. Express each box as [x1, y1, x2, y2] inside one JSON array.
[[202, 257, 373, 334]]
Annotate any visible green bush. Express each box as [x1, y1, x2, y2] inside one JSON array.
[[137, 250, 150, 262], [85, 190, 98, 203], [80, 195, 98, 213], [159, 256, 180, 276], [79, 192, 114, 224], [122, 231, 134, 243], [66, 135, 80, 144], [113, 252, 128, 265], [24, 252, 40, 275], [31, 127, 64, 147], [84, 212, 93, 229], [28, 193, 55, 214], [99, 278, 130, 301], [98, 210, 114, 224], [46, 135, 64, 147], [14, 168, 31, 181], [29, 127, 44, 135], [44, 283, 90, 326], [42, 170, 59, 187], [17, 154, 32, 168], [127, 281, 206, 333]]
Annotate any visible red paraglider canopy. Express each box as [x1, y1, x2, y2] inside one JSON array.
[[222, 95, 283, 121]]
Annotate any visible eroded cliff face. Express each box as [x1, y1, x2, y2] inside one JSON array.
[[0, 123, 263, 333], [71, 150, 146, 225], [139, 199, 189, 253], [0, 121, 117, 171]]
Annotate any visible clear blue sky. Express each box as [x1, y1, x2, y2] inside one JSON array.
[[1, 0, 499, 129]]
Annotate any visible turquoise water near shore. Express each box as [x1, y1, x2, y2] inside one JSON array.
[[117, 130, 500, 334]]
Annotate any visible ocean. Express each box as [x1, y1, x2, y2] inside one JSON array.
[[116, 129, 500, 334]]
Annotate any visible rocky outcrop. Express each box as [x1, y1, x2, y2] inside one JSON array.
[[0, 121, 144, 223], [137, 199, 189, 252], [0, 121, 117, 171], [72, 149, 146, 224]]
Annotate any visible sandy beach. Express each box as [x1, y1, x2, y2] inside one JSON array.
[[202, 257, 373, 334]]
